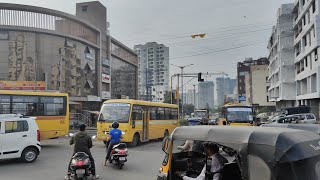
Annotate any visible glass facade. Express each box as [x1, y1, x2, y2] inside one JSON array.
[[111, 55, 137, 99]]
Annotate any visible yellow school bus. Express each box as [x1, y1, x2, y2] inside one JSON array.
[[217, 103, 255, 126], [0, 90, 69, 140], [97, 99, 179, 146]]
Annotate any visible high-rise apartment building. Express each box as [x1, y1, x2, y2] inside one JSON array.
[[198, 81, 214, 109], [268, 4, 296, 109], [134, 42, 169, 102], [292, 0, 320, 118]]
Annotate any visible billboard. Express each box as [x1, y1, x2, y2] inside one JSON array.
[[238, 95, 246, 102], [101, 91, 111, 99], [0, 81, 46, 90], [102, 74, 110, 83]]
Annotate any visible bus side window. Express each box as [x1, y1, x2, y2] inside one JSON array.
[[150, 107, 158, 120], [132, 105, 142, 120], [165, 108, 170, 119], [157, 108, 165, 120], [171, 108, 178, 120]]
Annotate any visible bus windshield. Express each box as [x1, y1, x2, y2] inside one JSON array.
[[226, 107, 253, 122], [194, 111, 206, 118], [99, 103, 131, 123]]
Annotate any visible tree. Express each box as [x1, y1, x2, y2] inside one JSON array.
[[257, 107, 271, 114], [183, 104, 195, 115]]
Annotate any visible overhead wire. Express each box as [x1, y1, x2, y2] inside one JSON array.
[[169, 33, 315, 61]]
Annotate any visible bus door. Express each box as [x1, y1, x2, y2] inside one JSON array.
[[142, 109, 150, 142]]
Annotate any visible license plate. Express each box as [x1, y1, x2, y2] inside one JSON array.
[[76, 169, 85, 174], [119, 157, 126, 161]]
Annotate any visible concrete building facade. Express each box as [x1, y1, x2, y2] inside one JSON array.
[[134, 42, 169, 102], [198, 81, 214, 109], [292, 0, 320, 118], [0, 2, 138, 112], [237, 57, 269, 97], [268, 4, 296, 109], [246, 65, 276, 109]]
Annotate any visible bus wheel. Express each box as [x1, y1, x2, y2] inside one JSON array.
[[130, 133, 140, 147], [164, 130, 169, 138]]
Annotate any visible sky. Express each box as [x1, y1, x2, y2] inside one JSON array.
[[4, 0, 292, 91]]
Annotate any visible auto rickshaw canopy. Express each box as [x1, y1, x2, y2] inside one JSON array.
[[171, 126, 320, 179], [261, 123, 320, 135]]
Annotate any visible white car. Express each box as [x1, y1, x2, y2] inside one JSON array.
[[288, 113, 317, 124], [0, 114, 41, 163]]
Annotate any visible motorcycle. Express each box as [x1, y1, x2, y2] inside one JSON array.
[[109, 143, 128, 169], [68, 133, 96, 180]]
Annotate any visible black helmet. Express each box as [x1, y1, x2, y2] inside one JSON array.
[[112, 121, 119, 128]]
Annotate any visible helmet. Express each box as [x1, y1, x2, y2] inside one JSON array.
[[112, 121, 119, 128]]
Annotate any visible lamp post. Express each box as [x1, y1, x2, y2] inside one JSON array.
[[171, 63, 194, 119]]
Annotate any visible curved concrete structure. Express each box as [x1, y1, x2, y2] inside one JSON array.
[[0, 2, 108, 110]]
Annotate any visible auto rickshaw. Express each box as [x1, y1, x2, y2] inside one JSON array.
[[157, 126, 320, 180], [262, 123, 320, 135]]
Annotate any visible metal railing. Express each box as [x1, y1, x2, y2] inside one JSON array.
[[0, 8, 98, 45], [69, 113, 92, 128]]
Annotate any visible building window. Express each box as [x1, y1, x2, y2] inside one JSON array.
[[303, 35, 307, 47], [305, 58, 308, 67], [81, 5, 88, 12], [313, 0, 316, 13], [315, 49, 318, 61]]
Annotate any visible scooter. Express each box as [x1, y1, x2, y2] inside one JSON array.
[[69, 152, 92, 180], [68, 133, 96, 180], [109, 143, 128, 169]]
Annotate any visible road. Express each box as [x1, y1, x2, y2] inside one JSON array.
[[0, 137, 164, 180]]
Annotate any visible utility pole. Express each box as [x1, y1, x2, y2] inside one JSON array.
[[193, 84, 196, 110], [171, 64, 194, 120]]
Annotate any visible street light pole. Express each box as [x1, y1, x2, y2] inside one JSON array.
[[193, 84, 196, 110], [171, 63, 194, 120], [181, 67, 184, 117]]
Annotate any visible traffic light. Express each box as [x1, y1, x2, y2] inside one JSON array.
[[198, 73, 204, 82]]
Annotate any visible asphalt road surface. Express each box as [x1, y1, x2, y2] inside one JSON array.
[[0, 137, 164, 180]]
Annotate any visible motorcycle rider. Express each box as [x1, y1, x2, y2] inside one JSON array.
[[104, 121, 123, 166], [65, 124, 99, 180]]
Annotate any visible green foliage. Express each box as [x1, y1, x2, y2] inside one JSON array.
[[183, 104, 195, 115], [257, 107, 271, 114]]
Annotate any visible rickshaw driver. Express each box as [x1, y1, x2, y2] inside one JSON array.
[[181, 143, 228, 180]]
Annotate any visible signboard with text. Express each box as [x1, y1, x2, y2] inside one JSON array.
[[102, 58, 110, 67], [102, 67, 110, 74], [102, 74, 110, 83], [101, 91, 111, 99], [238, 96, 246, 102], [0, 81, 46, 90]]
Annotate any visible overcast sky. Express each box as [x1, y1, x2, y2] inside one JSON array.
[[5, 0, 292, 91]]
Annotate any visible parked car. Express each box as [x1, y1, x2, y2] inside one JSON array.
[[271, 116, 299, 124], [0, 114, 41, 163], [287, 113, 317, 124], [209, 118, 217, 125], [268, 115, 285, 123]]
